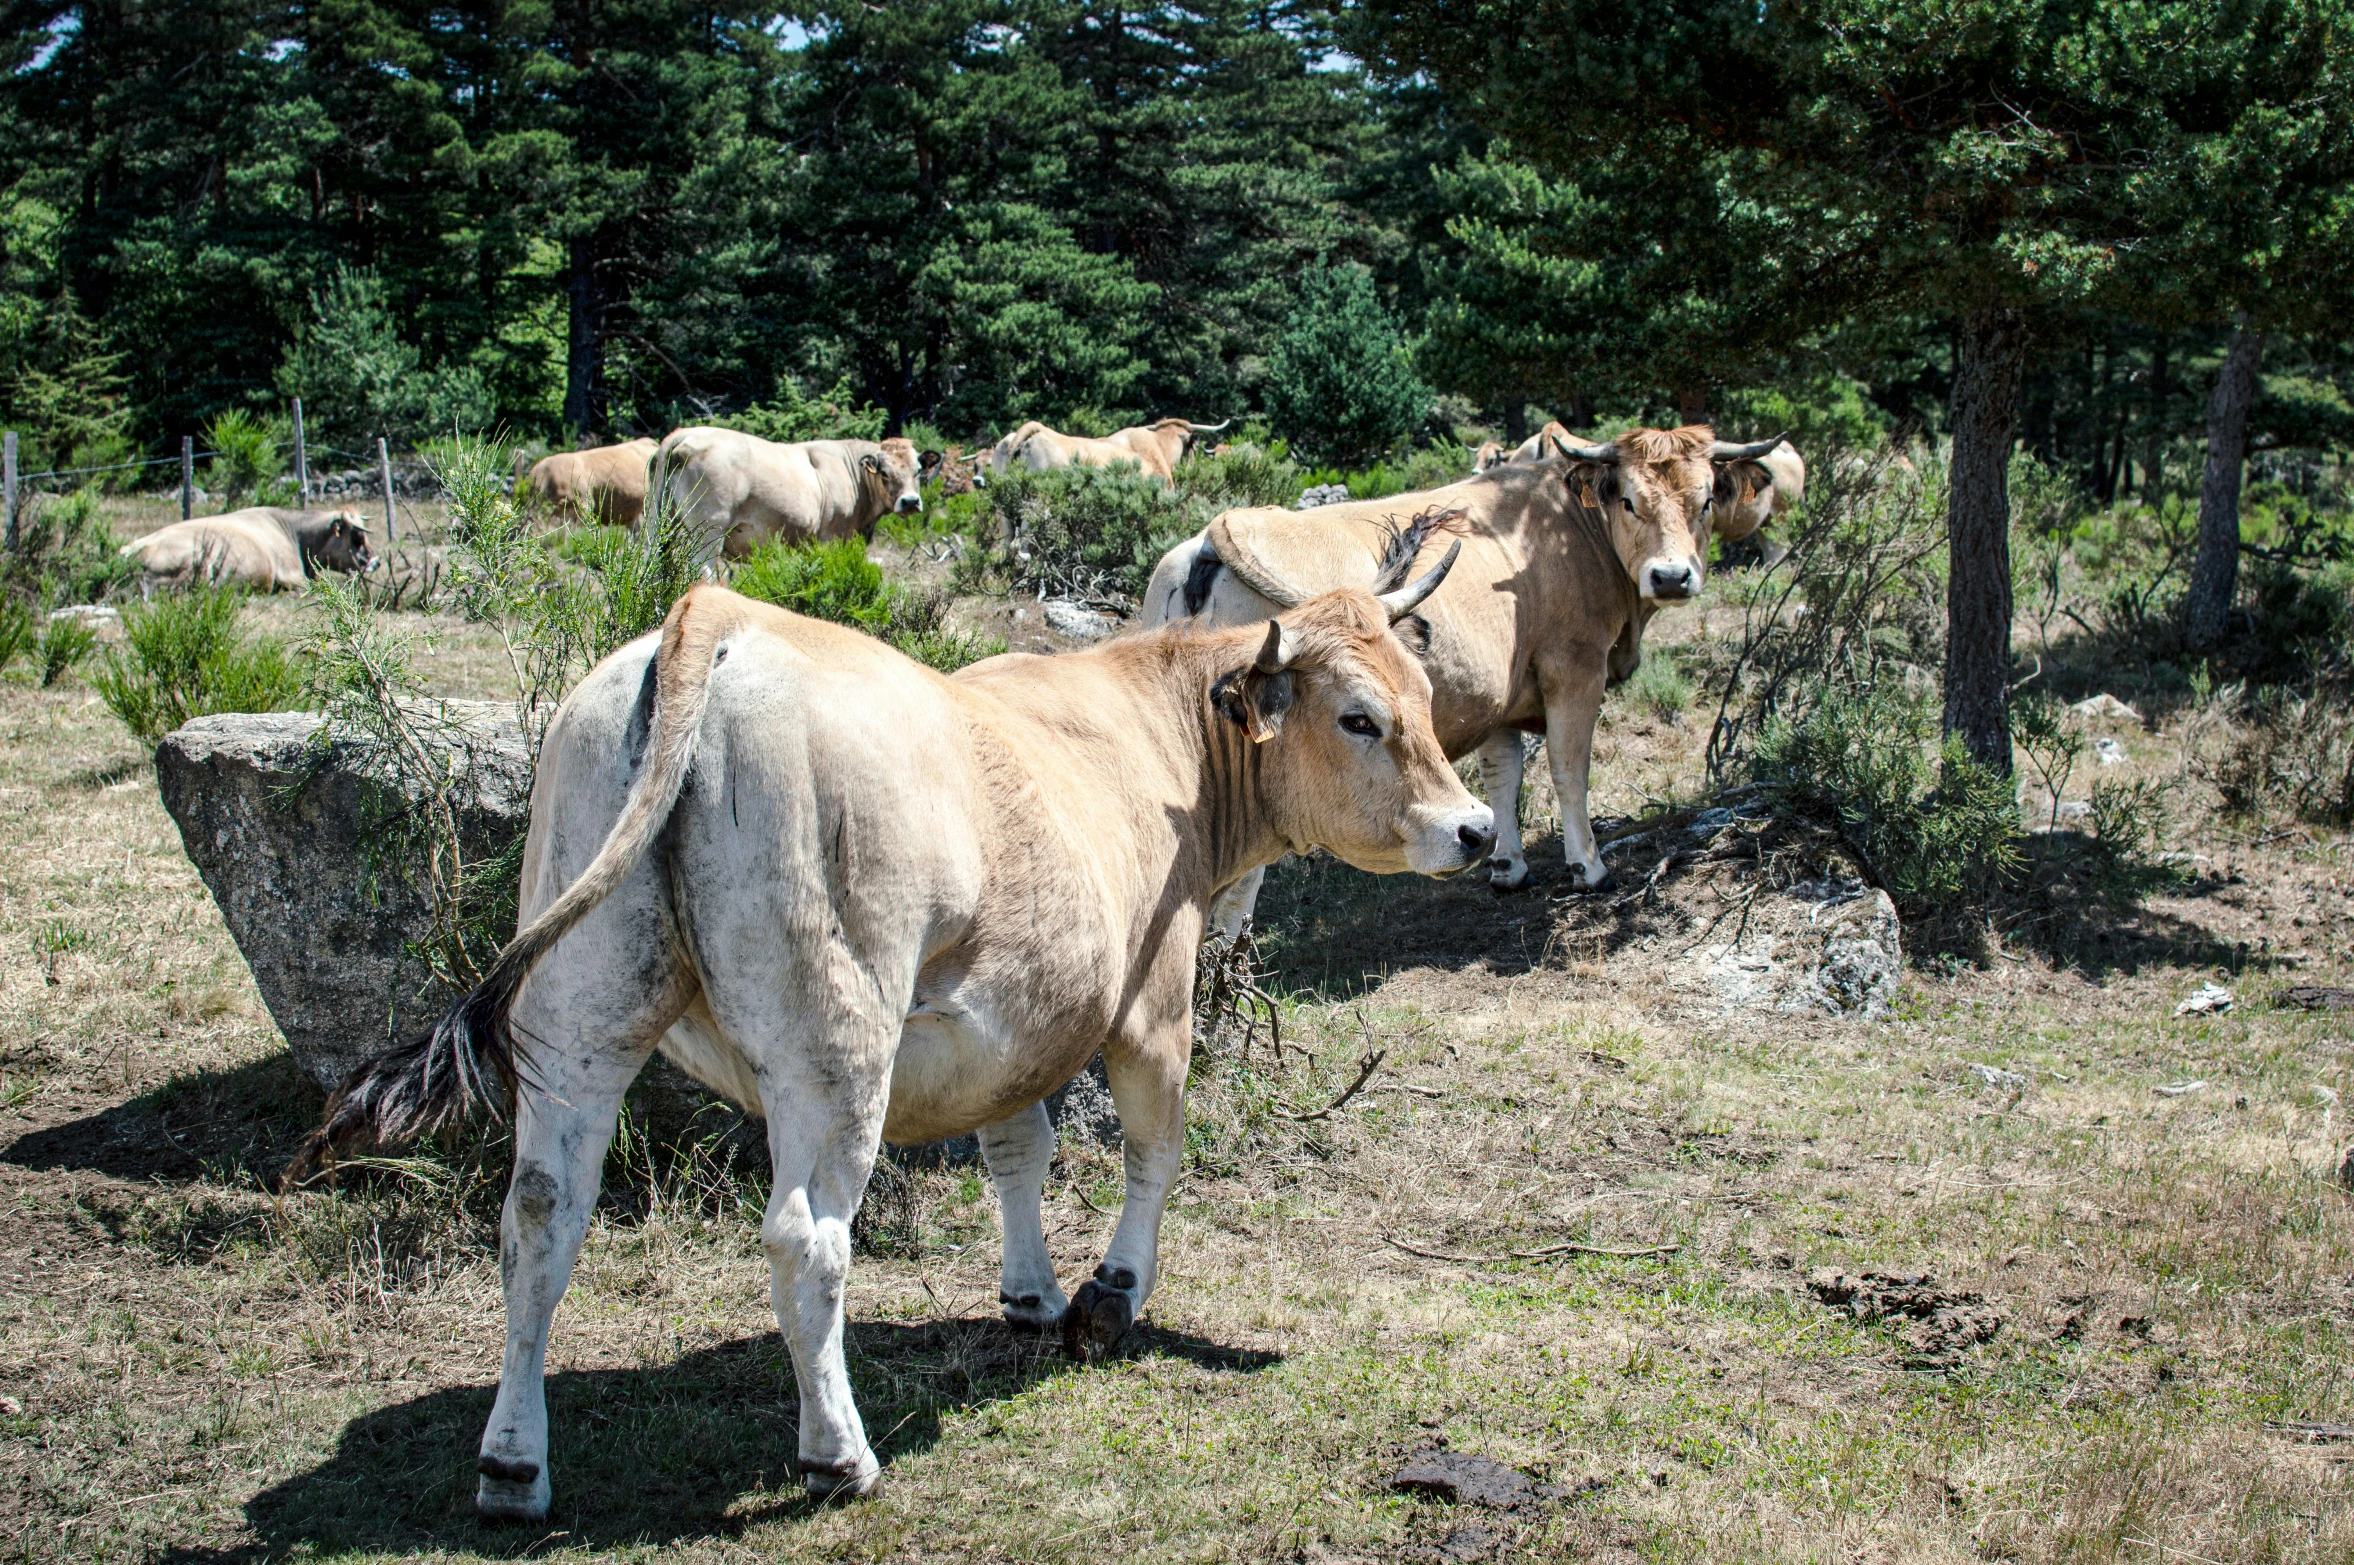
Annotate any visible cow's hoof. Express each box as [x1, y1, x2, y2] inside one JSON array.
[[1000, 1288, 1068, 1331], [802, 1448, 882, 1500], [475, 1455, 550, 1522], [1487, 858, 1530, 894], [1060, 1275, 1136, 1361], [1558, 863, 1613, 896]]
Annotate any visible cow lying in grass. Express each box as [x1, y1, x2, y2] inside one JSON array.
[[1145, 425, 1782, 915], [119, 507, 375, 593], [284, 547, 1490, 1517]]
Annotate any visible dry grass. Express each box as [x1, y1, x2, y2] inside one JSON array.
[[1, 581, 2351, 1564]]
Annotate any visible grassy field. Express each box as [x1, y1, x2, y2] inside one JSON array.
[[2, 562, 2352, 1564]]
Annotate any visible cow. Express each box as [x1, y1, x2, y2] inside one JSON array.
[[1143, 426, 1786, 923], [986, 418, 1230, 483], [1488, 423, 1804, 565], [524, 438, 660, 527], [650, 429, 926, 557], [282, 549, 1489, 1519], [1472, 440, 1508, 472], [119, 507, 375, 593], [918, 445, 989, 497]]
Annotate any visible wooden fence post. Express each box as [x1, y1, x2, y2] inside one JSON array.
[[291, 398, 308, 503], [181, 436, 194, 520], [3, 431, 16, 552], [377, 437, 397, 546]]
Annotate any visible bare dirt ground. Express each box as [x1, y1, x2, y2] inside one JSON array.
[[2, 574, 2350, 1564]]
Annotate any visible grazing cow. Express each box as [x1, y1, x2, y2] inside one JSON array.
[[525, 438, 660, 527], [987, 418, 1229, 483], [650, 429, 926, 557], [283, 555, 1488, 1519], [119, 507, 375, 592], [1145, 426, 1784, 917], [1711, 441, 1805, 565]]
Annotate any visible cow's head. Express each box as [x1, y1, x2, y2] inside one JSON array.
[[313, 511, 376, 574], [1148, 417, 1231, 464], [1210, 544, 1493, 877], [862, 437, 924, 516], [1552, 426, 1785, 602], [1472, 440, 1507, 473], [1707, 437, 1794, 544]]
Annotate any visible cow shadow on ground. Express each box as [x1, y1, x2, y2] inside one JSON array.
[[154, 1320, 1279, 1561]]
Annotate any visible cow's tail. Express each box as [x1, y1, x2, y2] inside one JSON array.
[[280, 586, 739, 1190], [644, 434, 680, 531]]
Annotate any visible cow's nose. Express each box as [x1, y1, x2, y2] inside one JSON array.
[[897, 496, 923, 514], [1458, 821, 1496, 859], [1647, 562, 1696, 598]]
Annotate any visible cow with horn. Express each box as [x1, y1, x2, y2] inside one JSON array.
[[281, 546, 1489, 1518], [1144, 425, 1787, 917], [986, 417, 1231, 484]]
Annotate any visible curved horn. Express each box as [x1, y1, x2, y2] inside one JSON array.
[[1186, 418, 1233, 434], [1375, 539, 1462, 623], [1254, 618, 1294, 673], [1547, 432, 1620, 463], [1709, 431, 1788, 461]]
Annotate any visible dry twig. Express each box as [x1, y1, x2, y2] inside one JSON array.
[[1381, 1235, 1681, 1263]]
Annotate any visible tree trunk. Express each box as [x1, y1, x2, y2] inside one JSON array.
[[564, 237, 600, 439], [2184, 324, 2263, 651], [2141, 337, 2169, 495], [1676, 385, 1708, 427], [1502, 402, 1528, 444], [1943, 303, 2028, 774]]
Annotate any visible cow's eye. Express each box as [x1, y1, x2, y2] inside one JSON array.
[[1700, 495, 1714, 512], [1620, 496, 1636, 514], [1339, 712, 1381, 739]]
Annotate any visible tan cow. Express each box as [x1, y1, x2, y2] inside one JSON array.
[[1145, 426, 1784, 912], [286, 555, 1488, 1518], [525, 438, 659, 526], [119, 507, 375, 592], [1492, 423, 1804, 563], [650, 429, 924, 557], [987, 418, 1229, 483]]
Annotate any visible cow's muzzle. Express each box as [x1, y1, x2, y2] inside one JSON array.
[[1642, 559, 1701, 601], [1409, 804, 1498, 876], [896, 495, 924, 515]]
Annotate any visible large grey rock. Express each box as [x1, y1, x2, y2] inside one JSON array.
[[155, 705, 531, 1091]]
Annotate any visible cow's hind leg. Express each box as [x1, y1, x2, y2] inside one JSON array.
[[979, 1102, 1067, 1328], [1478, 731, 1531, 891], [476, 1035, 658, 1521]]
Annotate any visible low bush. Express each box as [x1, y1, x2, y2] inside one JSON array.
[[37, 615, 96, 686], [705, 375, 887, 445], [1175, 444, 1307, 510], [90, 588, 304, 741], [1298, 444, 1472, 502], [3, 487, 137, 608], [734, 537, 1004, 672], [204, 409, 283, 507], [2210, 685, 2354, 824], [1620, 651, 1693, 722], [958, 463, 1198, 607], [0, 604, 35, 674], [1754, 682, 2022, 912]]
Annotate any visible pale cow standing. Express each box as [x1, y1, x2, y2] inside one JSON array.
[[1144, 426, 1785, 929], [284, 549, 1491, 1519], [986, 418, 1228, 483], [119, 507, 375, 592], [650, 428, 927, 557]]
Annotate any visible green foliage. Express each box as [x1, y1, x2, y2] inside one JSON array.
[[90, 589, 303, 742], [963, 463, 1198, 607], [2010, 693, 2087, 831], [0, 292, 137, 478], [0, 604, 36, 674], [2212, 686, 2354, 824], [1173, 445, 1308, 510], [204, 409, 283, 508], [733, 538, 1004, 672], [1264, 263, 1433, 469], [3, 488, 136, 609], [38, 615, 97, 687], [276, 267, 494, 449], [1299, 445, 1471, 502], [1755, 683, 2023, 912], [706, 376, 887, 445], [1621, 653, 1693, 723]]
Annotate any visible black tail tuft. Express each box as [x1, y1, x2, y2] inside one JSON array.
[[277, 964, 528, 1192], [1371, 506, 1468, 593], [1183, 539, 1224, 617]]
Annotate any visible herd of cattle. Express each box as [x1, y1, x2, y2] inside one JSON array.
[[270, 410, 1803, 1520]]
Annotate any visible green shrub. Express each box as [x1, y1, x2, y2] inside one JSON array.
[[1298, 444, 1472, 502], [1175, 444, 1307, 510], [961, 463, 1198, 606], [0, 603, 35, 674], [733, 538, 1005, 672], [204, 409, 282, 507], [275, 265, 493, 448], [4, 486, 136, 608], [38, 615, 96, 686], [706, 375, 886, 445], [1263, 261, 1433, 468], [1754, 683, 2022, 911], [90, 588, 304, 742], [1621, 652, 1693, 722]]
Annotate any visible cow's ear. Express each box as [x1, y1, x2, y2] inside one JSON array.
[[861, 454, 883, 473], [919, 449, 943, 473], [1211, 665, 1295, 743], [1392, 613, 1433, 659]]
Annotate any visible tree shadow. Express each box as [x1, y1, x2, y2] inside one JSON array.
[[156, 1319, 1280, 1561], [1, 1052, 322, 1185]]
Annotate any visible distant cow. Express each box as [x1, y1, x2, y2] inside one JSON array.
[[526, 439, 659, 526], [650, 430, 926, 558], [120, 507, 375, 592], [986, 419, 1229, 484]]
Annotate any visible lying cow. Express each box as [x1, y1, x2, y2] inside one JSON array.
[[524, 438, 659, 526], [284, 548, 1488, 1517], [119, 507, 375, 592], [987, 418, 1229, 484], [651, 428, 926, 557], [1146, 426, 1783, 915]]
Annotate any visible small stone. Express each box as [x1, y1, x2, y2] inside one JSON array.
[[1966, 1062, 2029, 1093], [2175, 982, 2233, 1016], [2094, 737, 2126, 766], [1041, 599, 1116, 641], [1293, 483, 1353, 510]]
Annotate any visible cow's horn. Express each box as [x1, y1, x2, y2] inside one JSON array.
[[1255, 618, 1295, 673], [1376, 539, 1462, 624], [1187, 419, 1232, 434], [1548, 433, 1620, 463], [1709, 432, 1788, 461]]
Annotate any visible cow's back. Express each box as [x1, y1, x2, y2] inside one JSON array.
[[121, 513, 302, 589], [658, 428, 868, 555]]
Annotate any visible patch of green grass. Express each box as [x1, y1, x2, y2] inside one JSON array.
[[88, 587, 304, 741]]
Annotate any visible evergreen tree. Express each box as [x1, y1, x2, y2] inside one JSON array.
[[1263, 260, 1431, 467]]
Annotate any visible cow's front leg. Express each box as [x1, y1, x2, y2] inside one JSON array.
[[1542, 655, 1611, 891], [1477, 730, 1531, 891], [978, 1102, 1067, 1328], [1063, 1036, 1186, 1360], [1205, 866, 1266, 945]]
